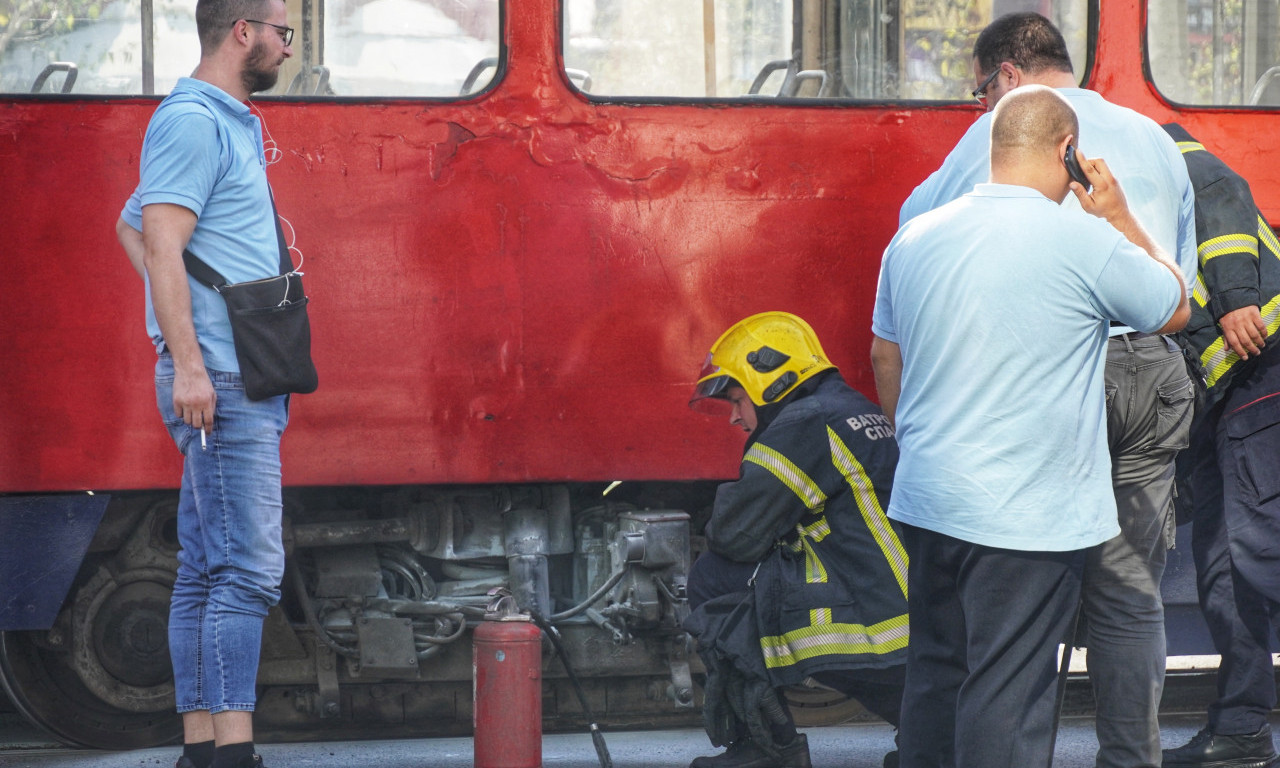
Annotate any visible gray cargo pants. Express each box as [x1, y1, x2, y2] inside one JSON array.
[[1084, 333, 1195, 768]]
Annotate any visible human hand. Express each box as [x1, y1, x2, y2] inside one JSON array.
[[1220, 305, 1267, 359], [1070, 151, 1130, 225], [738, 677, 789, 754], [173, 367, 216, 440], [701, 654, 738, 748]]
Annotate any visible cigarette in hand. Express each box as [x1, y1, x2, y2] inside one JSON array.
[[201, 429, 207, 451]]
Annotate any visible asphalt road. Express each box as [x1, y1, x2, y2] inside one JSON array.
[[0, 713, 1255, 768]]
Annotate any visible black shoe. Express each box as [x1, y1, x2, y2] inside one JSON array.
[[176, 758, 199, 768], [233, 756, 265, 768], [1163, 724, 1279, 768], [883, 749, 899, 768], [689, 734, 811, 768]]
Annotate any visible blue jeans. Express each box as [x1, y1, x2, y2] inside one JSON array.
[[155, 354, 288, 714]]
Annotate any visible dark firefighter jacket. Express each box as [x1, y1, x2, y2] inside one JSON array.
[[1162, 123, 1280, 405], [702, 372, 908, 685]]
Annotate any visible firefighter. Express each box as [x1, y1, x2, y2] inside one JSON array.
[[1160, 124, 1280, 768], [684, 312, 907, 768]]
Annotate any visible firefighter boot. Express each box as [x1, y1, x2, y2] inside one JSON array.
[[1163, 724, 1279, 768], [689, 733, 811, 768]]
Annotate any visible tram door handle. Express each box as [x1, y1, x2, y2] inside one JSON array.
[[748, 59, 796, 95], [1250, 65, 1280, 105], [565, 68, 592, 92], [460, 57, 498, 95], [786, 70, 830, 98], [747, 60, 830, 98], [460, 58, 592, 95], [286, 65, 330, 96], [31, 62, 78, 94]]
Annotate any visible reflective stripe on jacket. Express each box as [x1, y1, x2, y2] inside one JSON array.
[[1164, 124, 1280, 403], [704, 373, 908, 684]]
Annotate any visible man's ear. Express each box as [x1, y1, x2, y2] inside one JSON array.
[[1059, 133, 1076, 161], [230, 18, 251, 48], [1004, 62, 1022, 89]]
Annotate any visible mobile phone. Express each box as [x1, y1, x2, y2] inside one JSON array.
[[1064, 144, 1090, 188]]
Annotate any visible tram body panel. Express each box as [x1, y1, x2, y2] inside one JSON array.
[[0, 96, 975, 492]]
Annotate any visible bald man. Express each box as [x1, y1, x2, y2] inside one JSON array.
[[871, 85, 1188, 768]]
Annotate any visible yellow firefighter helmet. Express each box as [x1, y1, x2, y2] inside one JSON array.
[[690, 311, 836, 408]]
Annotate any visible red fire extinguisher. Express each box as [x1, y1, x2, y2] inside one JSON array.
[[473, 618, 543, 768]]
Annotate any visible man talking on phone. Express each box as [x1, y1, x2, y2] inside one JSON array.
[[874, 85, 1189, 768], [898, 14, 1197, 768]]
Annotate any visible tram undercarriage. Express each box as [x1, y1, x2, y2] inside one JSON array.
[[0, 484, 870, 750]]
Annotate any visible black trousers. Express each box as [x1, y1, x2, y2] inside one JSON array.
[[896, 524, 1083, 768], [687, 551, 906, 732], [1183, 346, 1280, 734]]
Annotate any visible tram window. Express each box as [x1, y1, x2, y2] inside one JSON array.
[[561, 0, 1088, 101], [320, 0, 498, 97], [1149, 0, 1280, 107], [2, 0, 176, 94], [0, 0, 500, 97]]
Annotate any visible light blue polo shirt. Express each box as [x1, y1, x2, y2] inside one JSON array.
[[122, 77, 279, 373], [898, 88, 1196, 337], [872, 184, 1181, 550]]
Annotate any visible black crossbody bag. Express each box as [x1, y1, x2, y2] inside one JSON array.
[[182, 195, 318, 401]]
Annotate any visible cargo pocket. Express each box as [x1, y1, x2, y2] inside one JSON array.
[[1226, 394, 1280, 505], [1154, 377, 1196, 451]]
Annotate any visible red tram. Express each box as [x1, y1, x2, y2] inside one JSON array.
[[1, 0, 1277, 750]]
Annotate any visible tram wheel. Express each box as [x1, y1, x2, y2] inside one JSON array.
[[0, 496, 187, 749], [785, 684, 868, 727], [0, 628, 181, 749]]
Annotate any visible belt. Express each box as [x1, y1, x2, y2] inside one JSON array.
[[1108, 321, 1162, 341], [1110, 331, 1160, 341]]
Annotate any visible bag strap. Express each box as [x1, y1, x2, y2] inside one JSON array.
[[182, 188, 293, 291], [269, 188, 294, 274]]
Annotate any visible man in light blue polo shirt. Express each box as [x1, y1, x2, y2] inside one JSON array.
[[119, 79, 281, 373], [898, 13, 1197, 768], [114, 0, 293, 766], [872, 85, 1188, 768]]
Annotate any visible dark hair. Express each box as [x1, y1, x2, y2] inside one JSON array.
[[973, 12, 1073, 76], [195, 0, 272, 52]]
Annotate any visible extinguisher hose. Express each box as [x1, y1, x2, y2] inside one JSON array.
[[529, 609, 614, 768], [548, 567, 628, 622]]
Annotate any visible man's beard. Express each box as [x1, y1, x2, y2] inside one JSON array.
[[242, 39, 280, 95]]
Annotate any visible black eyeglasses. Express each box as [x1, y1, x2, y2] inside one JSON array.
[[241, 19, 293, 46], [971, 66, 1001, 103]]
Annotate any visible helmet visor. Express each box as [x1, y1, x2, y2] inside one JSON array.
[[690, 374, 731, 403], [689, 353, 734, 413]]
